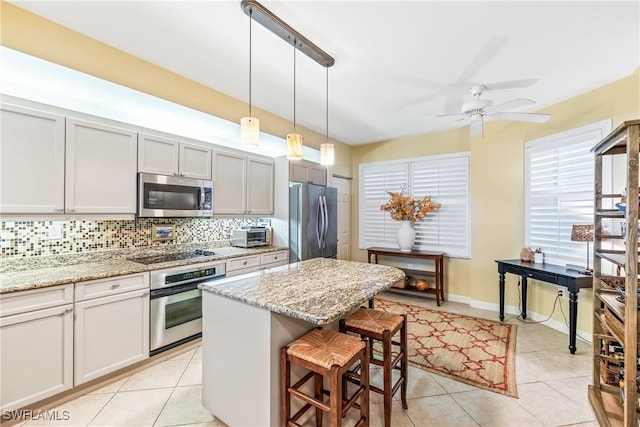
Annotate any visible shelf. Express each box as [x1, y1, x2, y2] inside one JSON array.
[[401, 268, 436, 278], [599, 233, 625, 240], [597, 209, 626, 218], [596, 251, 640, 268], [588, 385, 625, 427]]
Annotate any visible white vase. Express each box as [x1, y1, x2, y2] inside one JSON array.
[[397, 221, 415, 252]]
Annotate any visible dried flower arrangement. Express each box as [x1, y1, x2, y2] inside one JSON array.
[[380, 192, 441, 223]]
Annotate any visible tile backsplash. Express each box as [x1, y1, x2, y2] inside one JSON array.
[[0, 217, 258, 259]]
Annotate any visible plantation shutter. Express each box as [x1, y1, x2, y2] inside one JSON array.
[[359, 162, 409, 248], [359, 153, 470, 258], [525, 121, 610, 266], [411, 155, 470, 257]]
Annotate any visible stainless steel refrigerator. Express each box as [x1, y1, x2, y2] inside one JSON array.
[[289, 183, 338, 262]]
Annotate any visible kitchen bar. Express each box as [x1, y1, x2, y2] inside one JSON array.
[[199, 258, 404, 426]]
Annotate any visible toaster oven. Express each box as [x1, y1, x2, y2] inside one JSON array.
[[230, 226, 270, 248]]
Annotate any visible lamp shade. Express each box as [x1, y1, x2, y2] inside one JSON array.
[[320, 143, 334, 166], [240, 117, 260, 147], [286, 133, 303, 159], [571, 224, 594, 242]]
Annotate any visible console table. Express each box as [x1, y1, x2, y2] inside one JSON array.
[[368, 247, 445, 306], [496, 259, 593, 354]]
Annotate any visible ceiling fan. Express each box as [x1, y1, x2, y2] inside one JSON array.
[[431, 84, 551, 136]]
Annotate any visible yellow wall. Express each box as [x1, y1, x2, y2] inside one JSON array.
[[352, 68, 639, 334], [0, 2, 352, 178], [3, 2, 640, 334]]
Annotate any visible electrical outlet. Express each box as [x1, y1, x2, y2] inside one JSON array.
[[407, 263, 413, 270], [48, 223, 62, 239], [558, 289, 564, 298]]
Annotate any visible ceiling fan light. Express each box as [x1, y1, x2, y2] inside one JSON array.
[[286, 133, 303, 160], [240, 116, 260, 147], [320, 143, 334, 166]]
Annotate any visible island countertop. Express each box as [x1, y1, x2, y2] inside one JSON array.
[[199, 257, 405, 325]]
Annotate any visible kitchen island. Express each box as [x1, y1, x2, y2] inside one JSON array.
[[199, 257, 404, 427]]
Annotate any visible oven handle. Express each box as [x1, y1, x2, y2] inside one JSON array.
[[150, 282, 200, 299]]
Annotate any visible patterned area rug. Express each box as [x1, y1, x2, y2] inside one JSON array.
[[374, 298, 518, 398]]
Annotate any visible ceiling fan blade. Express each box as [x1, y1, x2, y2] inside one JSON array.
[[490, 111, 551, 123], [485, 98, 536, 113], [470, 117, 483, 137], [444, 96, 464, 115], [458, 37, 509, 82], [426, 115, 472, 133], [483, 78, 539, 91]]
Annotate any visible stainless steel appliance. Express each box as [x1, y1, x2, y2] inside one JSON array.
[[138, 172, 213, 218], [230, 226, 270, 248], [289, 183, 337, 262], [135, 256, 225, 355]]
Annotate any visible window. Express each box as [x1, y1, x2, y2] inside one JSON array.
[[359, 153, 470, 258], [525, 120, 611, 266]]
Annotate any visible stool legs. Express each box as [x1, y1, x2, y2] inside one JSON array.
[[400, 315, 408, 409]]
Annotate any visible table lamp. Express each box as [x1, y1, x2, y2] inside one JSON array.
[[570, 224, 594, 273]]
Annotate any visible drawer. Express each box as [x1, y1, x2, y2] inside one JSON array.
[[0, 284, 74, 317], [75, 273, 149, 302], [225, 266, 262, 278], [226, 255, 260, 272], [261, 250, 288, 266]]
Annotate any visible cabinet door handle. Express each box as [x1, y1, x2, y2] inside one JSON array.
[[142, 291, 149, 297], [274, 255, 278, 259], [56, 207, 64, 212], [243, 260, 248, 265], [63, 307, 73, 315], [111, 283, 120, 289], [68, 208, 75, 212]]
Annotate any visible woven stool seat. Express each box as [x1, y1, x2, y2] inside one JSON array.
[[287, 328, 365, 370], [343, 307, 404, 335]]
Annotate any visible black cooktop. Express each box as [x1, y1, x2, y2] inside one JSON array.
[[128, 249, 216, 265]]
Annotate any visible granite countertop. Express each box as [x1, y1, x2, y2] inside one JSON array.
[[0, 245, 288, 294], [199, 258, 405, 325]]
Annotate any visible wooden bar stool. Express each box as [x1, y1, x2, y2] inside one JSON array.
[[281, 328, 370, 427], [340, 307, 408, 427]]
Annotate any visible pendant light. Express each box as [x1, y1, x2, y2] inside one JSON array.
[[320, 66, 334, 166], [240, 6, 259, 147], [286, 43, 303, 160]]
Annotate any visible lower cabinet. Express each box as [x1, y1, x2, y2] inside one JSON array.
[[74, 274, 149, 385], [0, 285, 74, 412], [225, 250, 289, 277], [0, 273, 150, 412]]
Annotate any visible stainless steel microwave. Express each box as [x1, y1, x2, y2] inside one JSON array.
[[138, 173, 213, 218]]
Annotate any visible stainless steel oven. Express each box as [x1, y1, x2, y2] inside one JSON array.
[[147, 260, 226, 355]]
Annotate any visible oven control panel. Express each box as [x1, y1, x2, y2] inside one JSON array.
[[150, 261, 226, 290]]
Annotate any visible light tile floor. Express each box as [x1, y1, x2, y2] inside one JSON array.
[[11, 292, 598, 427]]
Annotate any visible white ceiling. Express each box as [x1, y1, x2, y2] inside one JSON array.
[[8, 1, 640, 145]]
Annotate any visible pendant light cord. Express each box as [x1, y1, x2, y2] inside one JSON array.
[[248, 9, 253, 117], [325, 66, 329, 141], [293, 44, 296, 130]]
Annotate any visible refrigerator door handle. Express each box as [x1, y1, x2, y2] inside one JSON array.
[[322, 196, 329, 249], [316, 196, 323, 250]]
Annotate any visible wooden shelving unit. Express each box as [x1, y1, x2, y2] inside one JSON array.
[[590, 120, 640, 427]]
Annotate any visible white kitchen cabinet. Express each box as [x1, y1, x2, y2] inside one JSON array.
[[138, 133, 212, 180], [0, 285, 74, 412], [260, 250, 289, 269], [0, 104, 66, 213], [213, 150, 274, 215], [66, 119, 138, 214], [290, 160, 327, 186], [226, 254, 261, 277], [74, 273, 149, 385]]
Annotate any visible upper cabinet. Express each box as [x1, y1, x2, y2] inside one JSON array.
[[66, 119, 137, 214], [0, 106, 137, 215], [290, 160, 327, 186], [213, 150, 274, 215], [138, 133, 212, 180], [0, 104, 66, 213]]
